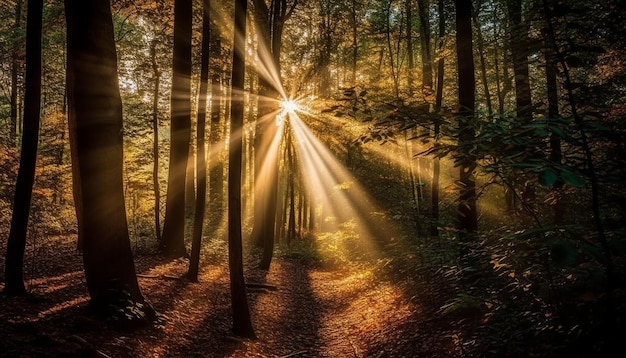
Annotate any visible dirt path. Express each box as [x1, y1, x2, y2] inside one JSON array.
[[0, 238, 459, 357]]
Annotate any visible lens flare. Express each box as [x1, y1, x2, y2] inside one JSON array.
[[280, 99, 299, 113]]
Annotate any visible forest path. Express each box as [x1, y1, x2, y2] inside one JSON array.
[[0, 236, 460, 357]]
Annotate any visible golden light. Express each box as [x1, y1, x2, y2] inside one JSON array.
[[280, 98, 299, 113]]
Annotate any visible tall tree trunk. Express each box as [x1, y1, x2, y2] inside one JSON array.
[[4, 0, 43, 296], [417, 0, 432, 93], [150, 39, 162, 243], [161, 0, 193, 258], [188, 0, 211, 282], [385, 0, 400, 98], [64, 0, 154, 318], [252, 0, 298, 270], [472, 3, 493, 118], [507, 0, 532, 121], [507, 0, 534, 210], [493, 14, 505, 117], [405, 0, 414, 95], [209, 70, 223, 230], [229, 0, 256, 338], [544, 36, 564, 224], [286, 128, 296, 245], [350, 0, 358, 86], [430, 0, 444, 237], [9, 0, 23, 147], [454, 0, 478, 250]]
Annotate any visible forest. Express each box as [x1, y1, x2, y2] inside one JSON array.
[[1, 0, 625, 356]]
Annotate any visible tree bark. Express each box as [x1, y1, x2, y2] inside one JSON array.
[[188, 0, 211, 282], [417, 0, 432, 93], [4, 0, 43, 296], [430, 0, 444, 237], [229, 0, 256, 338], [64, 0, 153, 317], [454, 0, 478, 243], [9, 0, 23, 147], [161, 0, 193, 258], [150, 38, 162, 243]]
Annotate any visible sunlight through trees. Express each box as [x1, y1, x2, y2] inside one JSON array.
[[1, 0, 625, 356]]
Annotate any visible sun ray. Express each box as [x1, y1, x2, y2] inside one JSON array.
[[287, 111, 400, 261]]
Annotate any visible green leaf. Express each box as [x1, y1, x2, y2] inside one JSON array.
[[560, 169, 585, 187], [538, 169, 559, 187]]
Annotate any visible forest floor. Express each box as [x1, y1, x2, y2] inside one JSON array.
[[0, 233, 467, 358]]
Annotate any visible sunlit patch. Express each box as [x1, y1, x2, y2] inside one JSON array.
[[287, 111, 400, 262], [35, 296, 90, 321], [280, 99, 299, 114]]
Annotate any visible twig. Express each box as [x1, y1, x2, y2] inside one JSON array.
[[137, 274, 182, 280], [349, 338, 361, 358], [245, 282, 279, 291]]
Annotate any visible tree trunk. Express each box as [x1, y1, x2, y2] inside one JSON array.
[[188, 0, 211, 282], [544, 36, 564, 224], [454, 0, 478, 247], [4, 0, 43, 296], [417, 0, 432, 93], [350, 0, 358, 86], [64, 0, 154, 318], [150, 39, 162, 243], [209, 70, 223, 230], [405, 0, 414, 95], [430, 0, 444, 237], [507, 0, 532, 121], [9, 0, 23, 147], [472, 4, 493, 118], [161, 0, 193, 258], [228, 0, 256, 338]]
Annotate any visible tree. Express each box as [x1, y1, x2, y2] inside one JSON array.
[[251, 0, 299, 270], [228, 0, 256, 338], [454, 0, 477, 249], [188, 0, 211, 282], [64, 0, 154, 319], [9, 0, 23, 146], [430, 0, 445, 237], [160, 0, 193, 258], [4, 0, 43, 296], [417, 0, 432, 94]]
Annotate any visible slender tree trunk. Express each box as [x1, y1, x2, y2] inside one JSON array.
[[229, 0, 256, 338], [9, 0, 23, 147], [150, 39, 162, 243], [161, 0, 193, 258], [544, 36, 564, 224], [4, 0, 43, 295], [287, 129, 296, 245], [350, 0, 358, 85], [507, 0, 532, 120], [454, 0, 478, 249], [430, 0, 444, 237], [64, 0, 154, 318], [493, 16, 505, 117], [406, 0, 414, 95], [417, 0, 432, 93], [209, 71, 223, 230], [385, 0, 400, 98], [472, 5, 493, 118], [188, 0, 211, 282], [507, 0, 534, 209]]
